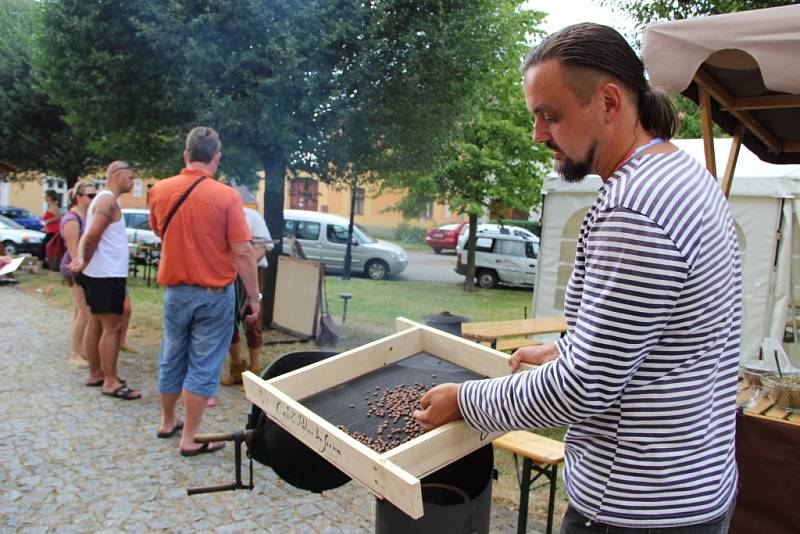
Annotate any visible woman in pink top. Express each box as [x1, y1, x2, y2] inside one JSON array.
[[60, 181, 96, 367]]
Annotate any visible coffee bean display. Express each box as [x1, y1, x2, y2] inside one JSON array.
[[338, 382, 432, 453]]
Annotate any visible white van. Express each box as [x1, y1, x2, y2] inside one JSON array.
[[121, 208, 161, 247], [456, 223, 538, 250], [283, 209, 408, 280], [455, 232, 538, 288]]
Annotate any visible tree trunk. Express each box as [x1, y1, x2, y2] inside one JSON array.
[[261, 150, 287, 328], [464, 212, 478, 292]]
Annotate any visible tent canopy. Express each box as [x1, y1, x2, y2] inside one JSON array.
[[642, 5, 800, 169]]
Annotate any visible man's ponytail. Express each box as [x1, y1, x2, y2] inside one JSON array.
[[639, 88, 678, 141]]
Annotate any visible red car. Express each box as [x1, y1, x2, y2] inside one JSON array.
[[425, 221, 467, 254]]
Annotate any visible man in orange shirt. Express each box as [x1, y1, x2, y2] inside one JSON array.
[[148, 126, 260, 456]]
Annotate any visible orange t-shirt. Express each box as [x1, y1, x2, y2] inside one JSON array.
[[148, 168, 251, 287]]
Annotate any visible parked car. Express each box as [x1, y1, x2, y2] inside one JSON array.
[[425, 221, 467, 254], [0, 214, 46, 257], [283, 209, 407, 280], [455, 231, 538, 289], [0, 206, 43, 232], [121, 209, 160, 247], [457, 223, 538, 250]]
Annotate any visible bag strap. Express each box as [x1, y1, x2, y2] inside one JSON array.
[[161, 176, 207, 237]]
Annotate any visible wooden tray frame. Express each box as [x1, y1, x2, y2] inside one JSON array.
[[243, 317, 522, 518]]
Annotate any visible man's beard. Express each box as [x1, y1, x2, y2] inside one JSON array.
[[549, 141, 596, 183]]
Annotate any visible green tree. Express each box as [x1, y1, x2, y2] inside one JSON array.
[[0, 0, 98, 186], [388, 13, 551, 291], [38, 0, 530, 316]]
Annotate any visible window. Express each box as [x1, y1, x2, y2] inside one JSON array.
[[283, 219, 296, 235], [353, 188, 365, 216], [525, 241, 538, 259], [475, 237, 493, 252], [494, 239, 525, 257], [327, 224, 350, 244], [134, 214, 150, 230], [422, 201, 434, 220], [295, 221, 320, 240]]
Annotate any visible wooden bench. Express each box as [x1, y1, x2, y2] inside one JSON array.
[[462, 317, 568, 350], [494, 431, 565, 534]]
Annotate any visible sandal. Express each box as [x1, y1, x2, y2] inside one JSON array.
[[157, 421, 184, 439], [180, 442, 225, 457], [102, 385, 141, 400], [86, 377, 126, 387]]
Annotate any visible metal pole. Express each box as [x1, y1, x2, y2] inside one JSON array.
[[343, 181, 357, 280]]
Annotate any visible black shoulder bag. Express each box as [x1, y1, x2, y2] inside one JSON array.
[[160, 176, 207, 237]]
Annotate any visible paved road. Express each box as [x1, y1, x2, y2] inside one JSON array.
[[0, 285, 550, 533], [395, 248, 463, 284]]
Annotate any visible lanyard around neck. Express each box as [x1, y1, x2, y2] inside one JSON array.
[[614, 137, 664, 173]]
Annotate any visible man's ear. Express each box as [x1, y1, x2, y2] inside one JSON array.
[[599, 82, 624, 122], [183, 151, 190, 165]]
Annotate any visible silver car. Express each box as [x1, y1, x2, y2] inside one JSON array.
[[283, 209, 407, 280]]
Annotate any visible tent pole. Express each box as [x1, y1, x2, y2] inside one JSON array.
[[721, 123, 746, 198], [698, 85, 717, 179]]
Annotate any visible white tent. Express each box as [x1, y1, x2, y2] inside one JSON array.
[[532, 138, 800, 362]]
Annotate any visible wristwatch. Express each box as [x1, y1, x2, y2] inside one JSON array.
[[246, 293, 262, 303]]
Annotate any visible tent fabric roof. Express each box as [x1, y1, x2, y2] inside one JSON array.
[[641, 5, 800, 165]]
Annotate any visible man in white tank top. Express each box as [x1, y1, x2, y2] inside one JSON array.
[[69, 161, 140, 400]]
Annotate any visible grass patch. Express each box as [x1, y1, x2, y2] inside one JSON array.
[[13, 267, 567, 525]]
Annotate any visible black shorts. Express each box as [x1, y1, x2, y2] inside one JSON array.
[[79, 274, 126, 315]]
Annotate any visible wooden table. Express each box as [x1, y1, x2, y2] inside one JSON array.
[[736, 383, 800, 427], [461, 316, 568, 350], [731, 380, 800, 533]]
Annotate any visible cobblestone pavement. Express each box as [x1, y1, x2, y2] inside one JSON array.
[[0, 286, 548, 533]]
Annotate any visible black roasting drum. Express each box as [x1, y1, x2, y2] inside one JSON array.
[[246, 351, 350, 493]]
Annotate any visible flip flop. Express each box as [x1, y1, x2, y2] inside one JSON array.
[[86, 377, 126, 387], [157, 421, 184, 439], [102, 385, 141, 400], [180, 442, 225, 457]]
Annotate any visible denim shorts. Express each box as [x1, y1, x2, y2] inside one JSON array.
[[158, 284, 234, 398]]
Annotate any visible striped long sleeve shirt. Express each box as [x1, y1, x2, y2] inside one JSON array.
[[459, 150, 742, 528]]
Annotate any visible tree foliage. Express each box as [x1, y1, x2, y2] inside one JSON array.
[[387, 10, 551, 290], [37, 0, 533, 311], [0, 0, 98, 185]]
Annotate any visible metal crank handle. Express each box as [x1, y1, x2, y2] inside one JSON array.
[[187, 483, 237, 495]]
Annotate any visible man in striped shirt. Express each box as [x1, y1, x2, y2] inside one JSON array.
[[414, 23, 741, 532]]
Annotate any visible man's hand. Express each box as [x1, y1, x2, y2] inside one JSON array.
[[68, 256, 86, 273], [413, 383, 462, 431], [508, 343, 559, 373], [241, 301, 260, 325]]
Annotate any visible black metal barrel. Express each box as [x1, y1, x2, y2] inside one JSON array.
[[424, 311, 470, 337], [246, 350, 350, 493], [374, 445, 494, 534]]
